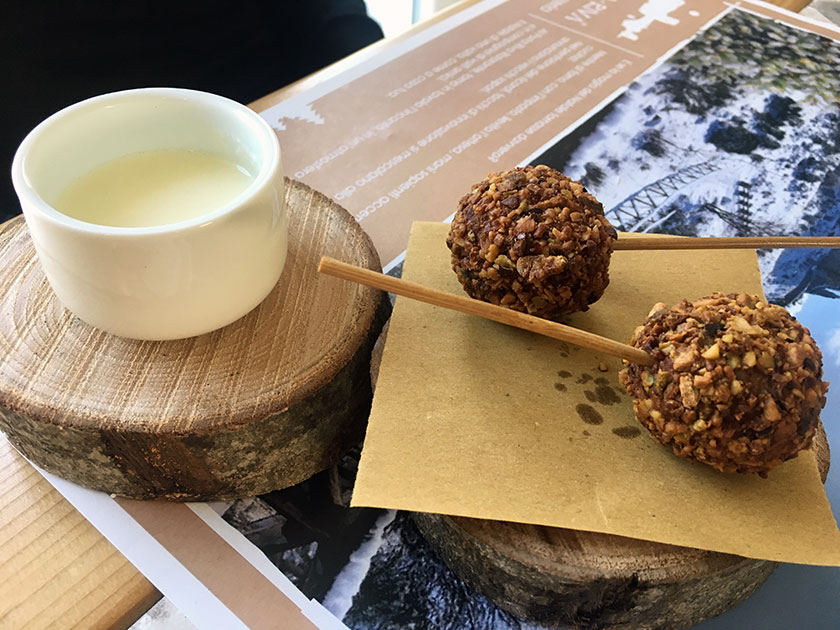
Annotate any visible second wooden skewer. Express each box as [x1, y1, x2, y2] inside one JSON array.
[[613, 235, 840, 250], [317, 256, 654, 367]]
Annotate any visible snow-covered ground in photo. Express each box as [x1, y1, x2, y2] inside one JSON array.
[[322, 510, 396, 620]]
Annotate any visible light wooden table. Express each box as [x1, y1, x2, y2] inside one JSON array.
[[0, 0, 816, 628]]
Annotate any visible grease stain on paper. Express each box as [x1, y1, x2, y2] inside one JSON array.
[[576, 403, 604, 425]]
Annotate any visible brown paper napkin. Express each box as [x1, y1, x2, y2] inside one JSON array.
[[352, 221, 840, 566]]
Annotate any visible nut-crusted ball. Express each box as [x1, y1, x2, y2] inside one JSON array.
[[446, 165, 617, 319], [619, 293, 829, 476]]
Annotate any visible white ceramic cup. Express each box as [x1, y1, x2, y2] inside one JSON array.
[[12, 88, 287, 340]]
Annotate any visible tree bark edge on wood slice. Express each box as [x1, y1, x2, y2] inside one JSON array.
[[412, 426, 828, 630], [412, 513, 771, 630], [0, 179, 390, 500]]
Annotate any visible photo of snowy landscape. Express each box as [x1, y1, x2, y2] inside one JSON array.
[[222, 445, 543, 629], [218, 9, 840, 630], [533, 8, 840, 309]]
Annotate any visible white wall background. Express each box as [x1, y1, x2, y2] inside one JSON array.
[[366, 0, 462, 38]]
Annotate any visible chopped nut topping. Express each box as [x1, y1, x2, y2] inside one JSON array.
[[763, 398, 781, 422], [673, 347, 697, 371], [732, 316, 752, 333], [758, 352, 775, 370], [648, 303, 668, 318], [679, 375, 699, 408], [702, 343, 720, 360]]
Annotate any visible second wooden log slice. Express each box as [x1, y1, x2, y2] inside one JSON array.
[[412, 427, 829, 630], [0, 179, 389, 500]]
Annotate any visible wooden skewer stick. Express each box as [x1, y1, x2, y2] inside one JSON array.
[[318, 257, 655, 366], [613, 235, 840, 251]]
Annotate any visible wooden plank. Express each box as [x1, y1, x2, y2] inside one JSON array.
[[0, 438, 160, 630]]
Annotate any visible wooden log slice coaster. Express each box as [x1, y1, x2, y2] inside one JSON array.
[[0, 179, 389, 500], [369, 327, 829, 630]]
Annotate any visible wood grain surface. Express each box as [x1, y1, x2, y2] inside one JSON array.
[[0, 179, 388, 500], [0, 0, 817, 627], [0, 443, 160, 629]]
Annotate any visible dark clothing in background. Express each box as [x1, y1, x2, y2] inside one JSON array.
[[0, 1, 383, 221]]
